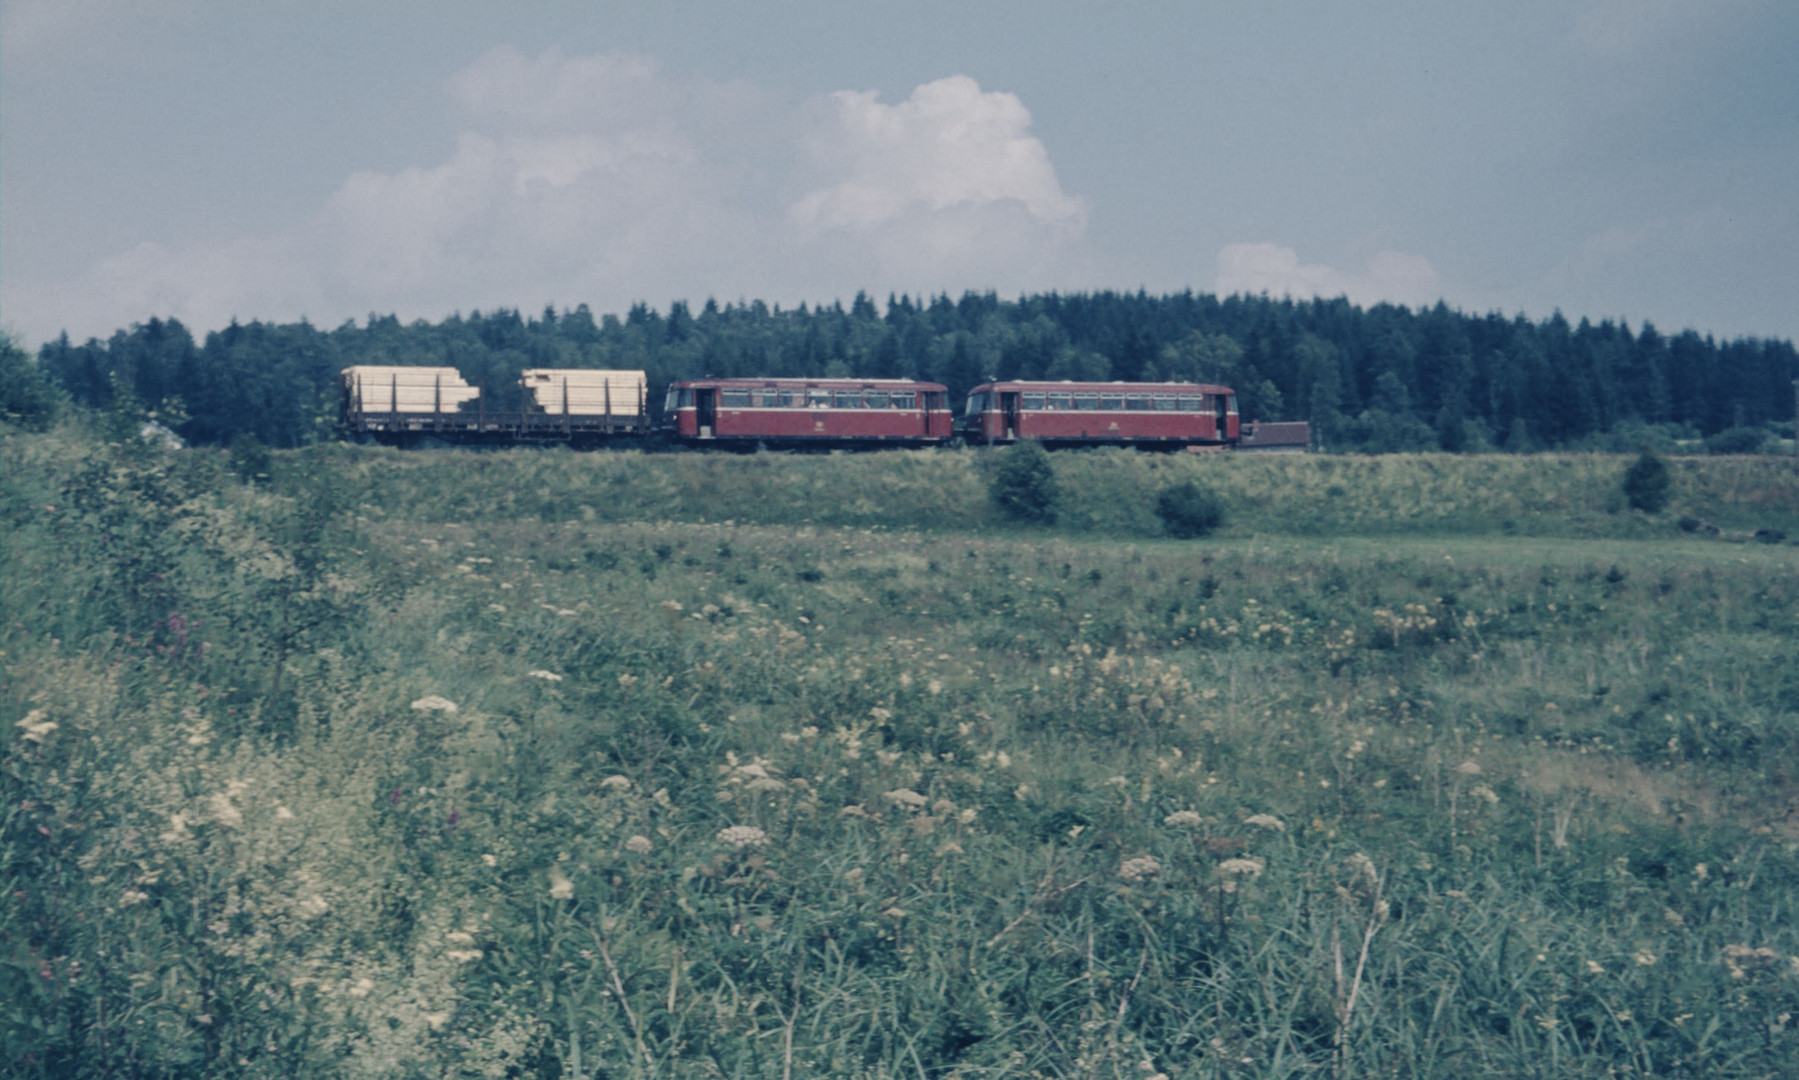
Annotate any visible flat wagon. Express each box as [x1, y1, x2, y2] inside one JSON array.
[[663, 377, 954, 448], [959, 380, 1238, 448], [341, 366, 649, 445]]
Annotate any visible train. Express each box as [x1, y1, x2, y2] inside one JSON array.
[[339, 366, 1245, 451]]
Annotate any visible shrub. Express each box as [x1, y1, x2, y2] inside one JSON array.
[[1622, 452, 1672, 513], [1705, 426, 1774, 455], [988, 440, 1059, 522], [0, 335, 62, 431], [1155, 480, 1227, 538]]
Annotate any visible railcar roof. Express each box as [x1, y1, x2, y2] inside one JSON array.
[[670, 377, 947, 390], [972, 380, 1234, 394]]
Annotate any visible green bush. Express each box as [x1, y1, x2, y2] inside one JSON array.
[[1622, 451, 1672, 513], [988, 440, 1059, 522], [0, 334, 61, 431], [1706, 426, 1774, 455], [1154, 479, 1227, 538]]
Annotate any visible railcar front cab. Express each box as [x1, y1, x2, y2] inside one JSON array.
[[960, 382, 1239, 445]]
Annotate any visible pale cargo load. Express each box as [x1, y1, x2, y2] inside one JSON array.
[[342, 366, 481, 413], [520, 369, 647, 416]]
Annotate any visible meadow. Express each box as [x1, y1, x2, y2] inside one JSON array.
[[4, 426, 1799, 1078]]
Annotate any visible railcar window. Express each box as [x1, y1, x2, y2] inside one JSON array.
[[1125, 395, 1151, 411], [833, 390, 863, 408], [808, 390, 830, 408], [926, 391, 946, 410], [721, 390, 751, 407], [965, 392, 988, 414], [663, 389, 680, 412], [777, 390, 798, 407], [1047, 393, 1072, 410], [889, 391, 914, 408], [681, 389, 696, 407], [1179, 395, 1202, 411], [864, 391, 889, 408], [1021, 393, 1046, 410], [748, 390, 774, 407], [1153, 395, 1178, 411], [1100, 394, 1124, 410], [1073, 394, 1098, 410], [1226, 395, 1239, 414]]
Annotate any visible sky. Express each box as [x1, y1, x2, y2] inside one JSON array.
[[3, 0, 1796, 348]]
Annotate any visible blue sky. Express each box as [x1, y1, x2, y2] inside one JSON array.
[[3, 1, 1795, 346]]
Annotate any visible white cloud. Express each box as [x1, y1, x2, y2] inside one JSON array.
[[790, 75, 1086, 234], [1214, 242, 1441, 309], [8, 52, 1090, 342]]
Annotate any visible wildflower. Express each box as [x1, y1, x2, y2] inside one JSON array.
[[625, 834, 653, 855], [882, 907, 907, 919], [422, 1011, 451, 1031], [936, 841, 964, 856], [410, 695, 458, 713], [348, 977, 375, 998], [275, 805, 295, 821], [482, 854, 498, 867], [1163, 810, 1204, 828], [1470, 784, 1499, 805], [617, 673, 638, 688], [883, 788, 927, 810], [209, 791, 244, 828], [1118, 856, 1162, 883], [843, 867, 865, 885], [840, 804, 868, 817], [958, 807, 979, 824], [1454, 760, 1482, 776], [15, 710, 56, 743], [1586, 960, 1605, 975], [527, 670, 563, 682], [549, 867, 575, 899], [599, 775, 633, 791], [299, 895, 329, 917], [1633, 950, 1657, 966], [1243, 814, 1285, 831], [1218, 857, 1266, 878], [445, 950, 483, 963], [716, 825, 769, 849], [158, 813, 191, 843], [120, 889, 149, 906]]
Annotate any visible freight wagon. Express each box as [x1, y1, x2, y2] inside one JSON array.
[[340, 366, 649, 446], [960, 380, 1238, 448]]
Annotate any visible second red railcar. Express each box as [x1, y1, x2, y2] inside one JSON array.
[[664, 378, 954, 448], [960, 381, 1238, 448]]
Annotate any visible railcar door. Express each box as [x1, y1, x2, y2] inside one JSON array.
[[695, 388, 717, 438], [1214, 394, 1229, 442], [1000, 392, 1021, 440]]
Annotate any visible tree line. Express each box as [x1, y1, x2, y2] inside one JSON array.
[[17, 290, 1798, 452]]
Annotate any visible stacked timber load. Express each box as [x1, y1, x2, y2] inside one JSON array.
[[520, 369, 646, 416], [342, 366, 481, 413]]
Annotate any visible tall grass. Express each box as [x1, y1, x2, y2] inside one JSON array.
[[5, 423, 1799, 1077]]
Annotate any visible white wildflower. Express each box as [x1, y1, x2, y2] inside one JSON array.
[[347, 977, 375, 998], [1218, 857, 1266, 877], [527, 670, 563, 682], [119, 889, 149, 906], [1118, 856, 1163, 883], [883, 788, 928, 810], [599, 774, 633, 791], [422, 1011, 451, 1031], [15, 710, 56, 742], [716, 825, 769, 849], [1243, 814, 1285, 831], [549, 867, 575, 899], [445, 950, 483, 963], [625, 834, 653, 855], [1163, 810, 1204, 828], [1454, 760, 1482, 776], [410, 695, 458, 713], [274, 805, 295, 821]]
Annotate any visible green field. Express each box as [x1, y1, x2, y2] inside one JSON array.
[[5, 427, 1799, 1078]]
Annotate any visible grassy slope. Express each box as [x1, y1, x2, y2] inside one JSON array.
[[5, 428, 1799, 1078]]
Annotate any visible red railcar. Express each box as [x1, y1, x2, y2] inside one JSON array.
[[959, 381, 1238, 447], [663, 378, 954, 448]]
